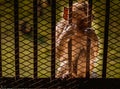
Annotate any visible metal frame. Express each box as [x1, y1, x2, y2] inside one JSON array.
[[0, 0, 120, 88], [0, 78, 120, 88]]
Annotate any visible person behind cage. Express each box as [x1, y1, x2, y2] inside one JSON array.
[[56, 0, 98, 78]]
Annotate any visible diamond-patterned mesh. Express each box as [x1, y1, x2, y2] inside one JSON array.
[[0, 0, 51, 79], [92, 0, 106, 78], [19, 0, 34, 78], [37, 0, 51, 77], [19, 0, 51, 78], [107, 0, 120, 78], [1, 1, 15, 77], [0, 0, 120, 88]]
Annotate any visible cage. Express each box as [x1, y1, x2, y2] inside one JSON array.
[[0, 0, 120, 88]]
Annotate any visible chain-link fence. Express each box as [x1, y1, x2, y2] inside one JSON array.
[[0, 0, 120, 88]]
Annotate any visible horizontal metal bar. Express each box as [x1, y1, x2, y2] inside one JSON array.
[[0, 77, 120, 88]]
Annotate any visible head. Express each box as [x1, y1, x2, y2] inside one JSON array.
[[60, 1, 95, 42], [72, 1, 89, 31]]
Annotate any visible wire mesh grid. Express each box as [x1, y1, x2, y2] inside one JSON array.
[[0, 0, 120, 88], [107, 0, 120, 78]]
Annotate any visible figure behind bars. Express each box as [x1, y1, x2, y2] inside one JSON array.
[[56, 1, 98, 78]]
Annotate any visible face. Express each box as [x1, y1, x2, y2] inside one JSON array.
[[72, 1, 89, 30]]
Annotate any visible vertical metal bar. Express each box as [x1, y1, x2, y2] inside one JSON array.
[[86, 39, 91, 78], [68, 0, 73, 76], [33, 0, 38, 79], [102, 0, 110, 78], [88, 0, 93, 35], [68, 40, 72, 75], [14, 0, 19, 79], [51, 0, 56, 80], [69, 0, 73, 23], [0, 20, 1, 82], [86, 0, 92, 78]]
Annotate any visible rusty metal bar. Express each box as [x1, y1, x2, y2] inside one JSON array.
[[68, 39, 72, 76], [86, 0, 93, 78], [68, 0, 73, 77], [0, 14, 2, 77], [69, 0, 73, 24], [51, 0, 56, 79], [33, 0, 38, 79], [14, 0, 19, 79], [1, 77, 120, 88], [102, 0, 110, 78]]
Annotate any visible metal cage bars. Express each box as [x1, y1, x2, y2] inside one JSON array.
[[86, 0, 92, 78], [14, 0, 39, 79], [0, 0, 120, 88], [51, 0, 56, 80], [0, 12, 1, 78], [33, 0, 38, 79], [102, 0, 110, 78], [6, 0, 56, 79], [14, 0, 19, 79]]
